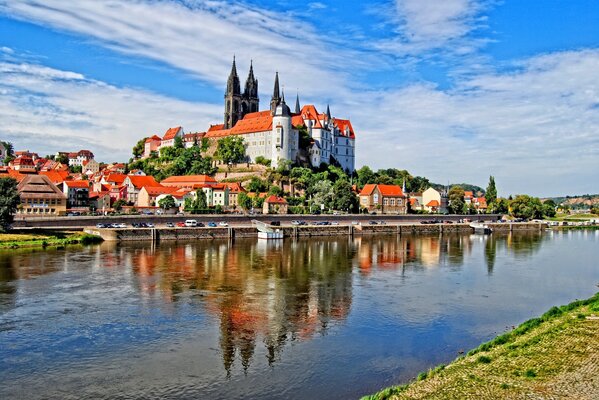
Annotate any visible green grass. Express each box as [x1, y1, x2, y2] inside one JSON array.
[[363, 292, 599, 400], [0, 230, 103, 249]]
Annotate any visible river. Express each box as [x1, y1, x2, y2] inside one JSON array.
[[1, 230, 598, 399]]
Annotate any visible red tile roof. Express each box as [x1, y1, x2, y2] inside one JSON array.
[[464, 191, 474, 198], [208, 124, 224, 132], [162, 126, 182, 141], [142, 186, 177, 196], [40, 170, 69, 184], [105, 173, 127, 184], [160, 175, 217, 185], [378, 185, 405, 197], [127, 175, 162, 189], [265, 195, 287, 204], [359, 184, 377, 196], [145, 135, 162, 143], [426, 200, 440, 207], [334, 118, 355, 139], [225, 182, 245, 193], [64, 180, 90, 188]]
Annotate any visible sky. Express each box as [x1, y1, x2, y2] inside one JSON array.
[[0, 0, 598, 197]]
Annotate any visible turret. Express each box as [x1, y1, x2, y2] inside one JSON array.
[[224, 56, 242, 129], [270, 72, 281, 115], [271, 92, 292, 169]]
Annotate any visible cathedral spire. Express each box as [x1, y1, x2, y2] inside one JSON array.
[[270, 72, 281, 114], [326, 104, 331, 120], [226, 55, 240, 95], [295, 93, 300, 114]]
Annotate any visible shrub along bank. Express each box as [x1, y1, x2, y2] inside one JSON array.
[[0, 230, 103, 249]]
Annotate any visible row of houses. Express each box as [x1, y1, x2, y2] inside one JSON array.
[[358, 185, 488, 214]]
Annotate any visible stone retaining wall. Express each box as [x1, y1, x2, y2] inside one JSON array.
[[85, 222, 545, 242]]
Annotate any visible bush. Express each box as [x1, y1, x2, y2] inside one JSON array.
[[477, 355, 492, 364], [255, 156, 271, 166]]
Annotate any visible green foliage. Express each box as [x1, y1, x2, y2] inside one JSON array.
[[0, 177, 20, 232], [237, 192, 252, 210], [174, 135, 184, 149], [1, 141, 15, 165], [55, 153, 68, 165], [591, 206, 599, 216], [268, 185, 283, 196], [70, 165, 82, 174], [201, 138, 210, 152], [247, 177, 268, 193], [254, 156, 271, 166], [132, 137, 147, 159], [509, 195, 544, 219], [252, 196, 264, 209], [333, 179, 358, 212], [113, 199, 126, 212], [356, 165, 375, 188], [448, 185, 465, 214], [477, 355, 492, 364], [158, 195, 176, 210], [486, 176, 497, 206], [216, 136, 245, 164], [297, 125, 312, 151], [524, 369, 537, 378], [312, 180, 334, 210], [184, 190, 209, 214]]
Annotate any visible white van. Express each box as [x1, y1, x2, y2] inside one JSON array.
[[185, 220, 198, 227]]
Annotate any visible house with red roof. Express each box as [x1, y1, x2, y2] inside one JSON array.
[[422, 187, 447, 213], [359, 184, 407, 214], [89, 191, 111, 213], [160, 126, 184, 149], [122, 175, 162, 205], [160, 175, 217, 189], [473, 197, 488, 212], [62, 180, 90, 208], [68, 150, 94, 167], [263, 195, 288, 214], [9, 156, 37, 173], [143, 135, 162, 158], [155, 188, 194, 211], [137, 186, 177, 208]]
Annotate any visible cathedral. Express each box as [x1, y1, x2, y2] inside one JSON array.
[[145, 57, 356, 172], [209, 57, 356, 172]]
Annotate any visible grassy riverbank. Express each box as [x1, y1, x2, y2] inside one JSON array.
[[0, 230, 103, 249], [363, 293, 599, 400]]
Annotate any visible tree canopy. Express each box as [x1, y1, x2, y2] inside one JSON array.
[[158, 195, 176, 210], [0, 177, 20, 231], [216, 136, 245, 165]]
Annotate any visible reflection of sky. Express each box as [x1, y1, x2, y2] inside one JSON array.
[[0, 232, 598, 399]]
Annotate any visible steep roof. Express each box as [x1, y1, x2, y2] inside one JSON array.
[[208, 124, 224, 132], [145, 135, 162, 143], [378, 185, 405, 197], [17, 175, 66, 199], [64, 180, 90, 188], [127, 175, 162, 189], [160, 175, 217, 185], [105, 173, 127, 184], [162, 126, 182, 141], [426, 200, 440, 207], [224, 182, 245, 193], [359, 184, 377, 196], [39, 170, 69, 184], [265, 195, 287, 204], [334, 118, 356, 139]]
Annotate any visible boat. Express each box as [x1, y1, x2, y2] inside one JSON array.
[[252, 220, 284, 239], [470, 222, 493, 234]]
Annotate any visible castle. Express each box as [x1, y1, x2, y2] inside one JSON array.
[[144, 58, 356, 172]]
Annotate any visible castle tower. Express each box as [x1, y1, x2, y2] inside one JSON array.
[[224, 56, 242, 129], [243, 61, 259, 114], [271, 91, 292, 169], [270, 72, 281, 115], [295, 93, 301, 114]]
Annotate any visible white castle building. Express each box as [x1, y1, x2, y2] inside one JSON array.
[[144, 58, 356, 172]]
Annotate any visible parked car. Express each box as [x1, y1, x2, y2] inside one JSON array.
[[95, 223, 105, 228], [185, 220, 198, 227], [117, 223, 127, 228], [331, 221, 339, 225], [368, 220, 378, 225], [208, 222, 217, 227], [111, 223, 120, 228], [166, 222, 175, 228], [379, 221, 387, 225], [270, 221, 281, 226], [219, 221, 229, 227], [351, 221, 359, 225], [291, 220, 300, 225], [146, 222, 155, 228], [176, 222, 186, 227]]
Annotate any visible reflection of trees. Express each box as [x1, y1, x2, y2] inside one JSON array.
[[484, 236, 497, 274], [128, 238, 354, 374], [505, 231, 544, 257]]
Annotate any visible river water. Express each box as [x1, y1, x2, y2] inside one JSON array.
[[1, 231, 598, 399]]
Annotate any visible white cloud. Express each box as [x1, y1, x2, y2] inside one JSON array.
[[0, 46, 14, 54], [0, 0, 367, 99], [0, 61, 220, 162], [352, 50, 599, 196]]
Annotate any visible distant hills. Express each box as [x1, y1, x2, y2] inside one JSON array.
[[545, 194, 599, 209]]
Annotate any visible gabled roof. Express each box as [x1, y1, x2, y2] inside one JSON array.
[[17, 175, 66, 199], [162, 126, 183, 141], [40, 170, 69, 184], [141, 186, 177, 196], [160, 175, 217, 185], [464, 191, 474, 198], [127, 175, 162, 189], [426, 200, 440, 207], [378, 185, 405, 197], [208, 124, 224, 132], [64, 180, 90, 189], [359, 184, 377, 196], [105, 173, 127, 184], [145, 135, 162, 143], [265, 195, 287, 204], [334, 118, 355, 139], [224, 182, 245, 193]]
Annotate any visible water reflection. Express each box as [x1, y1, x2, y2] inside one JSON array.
[[0, 229, 583, 391]]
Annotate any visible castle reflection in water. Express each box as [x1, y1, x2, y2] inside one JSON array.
[[0, 232, 545, 373]]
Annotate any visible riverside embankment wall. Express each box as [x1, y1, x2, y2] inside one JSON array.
[[84, 222, 545, 242]]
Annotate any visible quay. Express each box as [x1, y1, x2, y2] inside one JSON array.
[[83, 221, 545, 242]]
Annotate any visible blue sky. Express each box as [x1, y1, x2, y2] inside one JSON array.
[[1, 0, 598, 196]]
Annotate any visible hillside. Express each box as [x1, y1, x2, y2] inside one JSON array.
[[545, 194, 599, 209]]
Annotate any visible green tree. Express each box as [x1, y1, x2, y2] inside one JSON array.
[[238, 192, 252, 210], [356, 165, 375, 188], [216, 136, 245, 165], [333, 179, 358, 212], [485, 176, 497, 207], [132, 137, 147, 159], [254, 156, 271, 166], [1, 142, 15, 165], [447, 186, 465, 214], [174, 135, 184, 150], [248, 177, 268, 193], [268, 185, 283, 196], [252, 196, 264, 210], [113, 199, 126, 212], [158, 195, 176, 210], [542, 199, 557, 218], [0, 177, 20, 232], [509, 195, 544, 220], [55, 153, 68, 165], [312, 180, 334, 211]]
